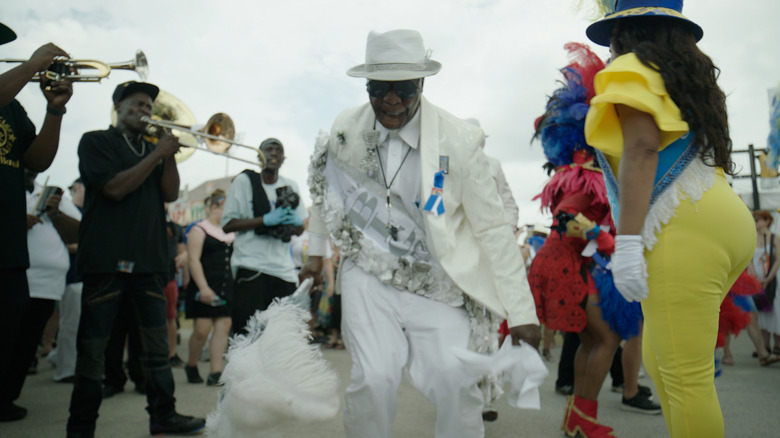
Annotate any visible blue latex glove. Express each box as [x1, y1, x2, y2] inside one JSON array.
[[263, 207, 287, 227], [281, 210, 303, 227]]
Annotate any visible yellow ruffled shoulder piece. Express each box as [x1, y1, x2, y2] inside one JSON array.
[[584, 53, 689, 158]]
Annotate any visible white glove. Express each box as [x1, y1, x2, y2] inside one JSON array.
[[611, 235, 649, 302]]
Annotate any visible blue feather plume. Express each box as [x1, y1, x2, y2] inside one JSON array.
[[590, 261, 643, 340], [732, 295, 754, 313], [767, 86, 780, 169]]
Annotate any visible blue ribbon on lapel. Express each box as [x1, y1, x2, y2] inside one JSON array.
[[423, 170, 445, 216]]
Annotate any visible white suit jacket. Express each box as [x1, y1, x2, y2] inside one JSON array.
[[309, 98, 538, 327]]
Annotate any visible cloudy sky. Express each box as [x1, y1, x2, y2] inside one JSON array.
[[3, 0, 779, 227]]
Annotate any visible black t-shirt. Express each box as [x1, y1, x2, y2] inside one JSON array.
[[77, 126, 168, 275], [0, 100, 37, 269]]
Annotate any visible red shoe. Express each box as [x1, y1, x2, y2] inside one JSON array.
[[564, 395, 615, 437]]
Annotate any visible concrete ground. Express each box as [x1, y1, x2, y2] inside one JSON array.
[[2, 327, 779, 438]]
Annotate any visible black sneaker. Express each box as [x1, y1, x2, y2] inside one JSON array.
[[169, 355, 185, 368], [621, 390, 662, 415], [611, 383, 652, 398], [482, 410, 498, 422], [206, 372, 223, 387], [185, 365, 203, 384], [149, 413, 206, 436], [555, 384, 573, 396], [0, 403, 27, 422]]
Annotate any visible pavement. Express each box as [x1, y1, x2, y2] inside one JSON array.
[[2, 327, 779, 438]]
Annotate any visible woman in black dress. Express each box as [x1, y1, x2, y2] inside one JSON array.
[[184, 189, 235, 385]]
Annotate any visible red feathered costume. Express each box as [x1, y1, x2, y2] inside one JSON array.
[[527, 43, 614, 333]]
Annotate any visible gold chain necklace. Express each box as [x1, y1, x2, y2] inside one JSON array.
[[122, 134, 146, 157]]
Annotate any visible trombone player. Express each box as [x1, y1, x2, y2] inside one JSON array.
[[0, 22, 74, 422], [66, 81, 205, 437]]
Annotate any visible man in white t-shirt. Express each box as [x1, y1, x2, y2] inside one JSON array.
[[0, 170, 80, 415], [222, 138, 309, 335]]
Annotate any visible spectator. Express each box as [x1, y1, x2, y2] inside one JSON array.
[[165, 206, 188, 367], [184, 189, 234, 386], [221, 137, 307, 335], [46, 177, 86, 383], [0, 170, 79, 419]]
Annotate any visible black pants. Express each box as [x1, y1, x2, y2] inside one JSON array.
[[0, 269, 30, 407], [104, 291, 144, 390], [231, 268, 296, 336], [330, 294, 342, 333], [0, 296, 55, 406], [556, 331, 622, 388], [67, 273, 176, 435]]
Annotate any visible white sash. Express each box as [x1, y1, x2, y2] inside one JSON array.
[[321, 152, 464, 307], [325, 153, 430, 260]]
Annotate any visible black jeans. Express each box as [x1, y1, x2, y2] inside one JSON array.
[[0, 297, 54, 406], [231, 268, 296, 336], [67, 273, 176, 435], [103, 291, 144, 390], [0, 269, 30, 407]]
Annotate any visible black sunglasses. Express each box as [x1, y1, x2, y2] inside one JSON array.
[[366, 80, 420, 100]]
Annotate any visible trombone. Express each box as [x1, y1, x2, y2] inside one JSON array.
[[1, 49, 149, 82], [141, 114, 266, 168]]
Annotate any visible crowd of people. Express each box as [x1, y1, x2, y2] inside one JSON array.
[[1, 1, 776, 437]]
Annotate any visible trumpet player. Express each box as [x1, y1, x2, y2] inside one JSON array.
[[0, 22, 74, 423], [66, 81, 205, 437]]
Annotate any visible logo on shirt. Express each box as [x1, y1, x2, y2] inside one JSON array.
[[0, 117, 20, 168]]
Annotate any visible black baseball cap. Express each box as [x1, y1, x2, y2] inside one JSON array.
[[112, 81, 159, 104], [0, 23, 17, 46], [259, 138, 283, 149]]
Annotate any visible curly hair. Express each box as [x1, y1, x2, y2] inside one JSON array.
[[610, 16, 735, 174]]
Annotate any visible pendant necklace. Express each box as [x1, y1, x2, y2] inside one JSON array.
[[122, 133, 146, 157], [375, 144, 412, 241]]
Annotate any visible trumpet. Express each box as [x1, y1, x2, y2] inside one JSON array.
[[142, 114, 266, 168], [1, 50, 149, 83]]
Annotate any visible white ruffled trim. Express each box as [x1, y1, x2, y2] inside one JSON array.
[[641, 159, 716, 251]]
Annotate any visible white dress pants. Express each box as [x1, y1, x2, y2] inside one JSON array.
[[340, 259, 484, 438], [49, 282, 82, 381]]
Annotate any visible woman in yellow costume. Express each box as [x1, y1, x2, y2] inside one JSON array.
[[583, 1, 756, 437]]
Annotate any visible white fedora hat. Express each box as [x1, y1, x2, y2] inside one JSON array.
[[347, 29, 441, 81]]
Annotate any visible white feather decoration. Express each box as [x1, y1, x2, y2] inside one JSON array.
[[206, 278, 340, 438]]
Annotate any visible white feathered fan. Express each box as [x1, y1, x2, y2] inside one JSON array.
[[206, 278, 340, 438]]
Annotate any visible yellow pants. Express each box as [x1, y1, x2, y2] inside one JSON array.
[[642, 174, 755, 438]]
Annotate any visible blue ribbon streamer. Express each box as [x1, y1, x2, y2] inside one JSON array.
[[424, 171, 445, 216]]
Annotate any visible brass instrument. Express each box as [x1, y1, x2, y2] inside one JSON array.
[[111, 89, 265, 166], [1, 50, 149, 82]]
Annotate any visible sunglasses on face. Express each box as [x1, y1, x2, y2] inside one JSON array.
[[366, 80, 419, 100]]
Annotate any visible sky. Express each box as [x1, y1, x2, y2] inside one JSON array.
[[3, 0, 779, 228]]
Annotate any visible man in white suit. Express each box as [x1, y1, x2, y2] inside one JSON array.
[[300, 29, 541, 438]]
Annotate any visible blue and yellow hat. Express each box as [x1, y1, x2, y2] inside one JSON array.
[[586, 0, 703, 47]]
